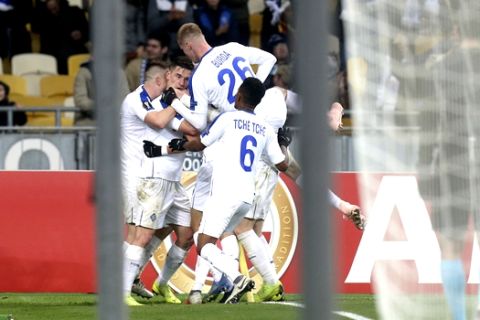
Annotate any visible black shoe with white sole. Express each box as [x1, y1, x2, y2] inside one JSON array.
[[223, 275, 255, 304]]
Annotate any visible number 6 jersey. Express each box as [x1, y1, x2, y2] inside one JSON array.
[[200, 109, 285, 204]]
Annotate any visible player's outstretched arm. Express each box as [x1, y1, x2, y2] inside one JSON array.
[[329, 189, 366, 230], [169, 136, 206, 152]]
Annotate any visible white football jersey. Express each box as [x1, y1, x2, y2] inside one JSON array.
[[255, 87, 287, 133], [121, 85, 157, 181], [200, 109, 285, 204], [187, 42, 276, 130], [139, 107, 186, 181]]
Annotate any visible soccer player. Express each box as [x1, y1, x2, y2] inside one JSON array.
[[121, 61, 197, 306], [121, 62, 177, 301], [169, 77, 290, 303], [164, 22, 277, 303], [207, 86, 290, 303], [417, 8, 480, 319], [326, 102, 365, 229]]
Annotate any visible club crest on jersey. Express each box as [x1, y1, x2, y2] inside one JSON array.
[[143, 101, 154, 111], [150, 171, 299, 294]]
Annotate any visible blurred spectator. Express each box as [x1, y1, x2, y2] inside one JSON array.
[[222, 0, 249, 45], [125, 0, 148, 62], [194, 0, 239, 46], [146, 0, 193, 50], [0, 80, 27, 127], [32, 0, 90, 74], [0, 0, 33, 59], [272, 63, 291, 89], [73, 59, 129, 126], [264, 33, 291, 89], [125, 31, 171, 91], [268, 33, 290, 64], [261, 0, 290, 50]]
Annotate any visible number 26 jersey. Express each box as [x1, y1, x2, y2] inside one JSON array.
[[188, 42, 276, 120]]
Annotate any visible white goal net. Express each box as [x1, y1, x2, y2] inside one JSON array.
[[342, 0, 480, 318]]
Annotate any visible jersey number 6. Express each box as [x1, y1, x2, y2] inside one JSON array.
[[218, 57, 255, 104], [240, 135, 257, 172]]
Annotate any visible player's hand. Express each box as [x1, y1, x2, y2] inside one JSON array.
[[340, 202, 366, 230], [143, 140, 163, 158], [161, 87, 178, 106], [277, 126, 292, 147], [168, 138, 187, 151]]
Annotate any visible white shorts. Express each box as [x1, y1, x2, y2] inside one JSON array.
[[245, 162, 279, 220], [123, 175, 138, 224], [199, 196, 251, 238], [191, 160, 213, 211], [135, 178, 191, 229]]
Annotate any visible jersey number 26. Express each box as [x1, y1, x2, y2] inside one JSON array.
[[217, 57, 254, 104]]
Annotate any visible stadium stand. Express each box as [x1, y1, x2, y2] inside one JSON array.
[[68, 54, 90, 77], [15, 95, 74, 127], [0, 58, 3, 75], [40, 75, 75, 101], [11, 53, 58, 76], [12, 53, 59, 96], [0, 75, 28, 98]]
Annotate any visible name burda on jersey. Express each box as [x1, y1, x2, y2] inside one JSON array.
[[211, 51, 231, 68], [234, 119, 266, 136]]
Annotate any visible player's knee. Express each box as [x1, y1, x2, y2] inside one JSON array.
[[176, 234, 194, 250], [234, 218, 255, 235], [133, 228, 154, 247]]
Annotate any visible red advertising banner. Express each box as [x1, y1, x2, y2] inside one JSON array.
[[6, 171, 472, 294]]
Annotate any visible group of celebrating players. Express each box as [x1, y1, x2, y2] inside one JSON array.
[[120, 22, 365, 307]]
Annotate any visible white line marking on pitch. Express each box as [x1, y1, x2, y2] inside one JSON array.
[[263, 301, 373, 320]]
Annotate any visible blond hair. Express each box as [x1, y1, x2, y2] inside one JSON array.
[[177, 23, 204, 44]]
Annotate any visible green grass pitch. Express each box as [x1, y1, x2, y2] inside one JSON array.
[[0, 293, 378, 320]]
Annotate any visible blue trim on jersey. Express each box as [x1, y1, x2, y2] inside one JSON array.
[[188, 47, 215, 110], [140, 86, 154, 111], [159, 96, 183, 119], [160, 99, 168, 109], [200, 111, 227, 137]]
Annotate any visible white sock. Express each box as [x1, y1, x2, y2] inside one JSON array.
[[138, 236, 162, 277], [221, 235, 239, 271], [192, 256, 210, 291], [210, 265, 223, 282], [158, 244, 187, 285], [260, 235, 276, 272], [201, 243, 241, 283], [238, 230, 278, 285], [123, 245, 145, 294]]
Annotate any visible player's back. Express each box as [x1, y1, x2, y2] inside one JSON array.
[[190, 42, 256, 114], [255, 87, 287, 133], [203, 110, 278, 204]]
